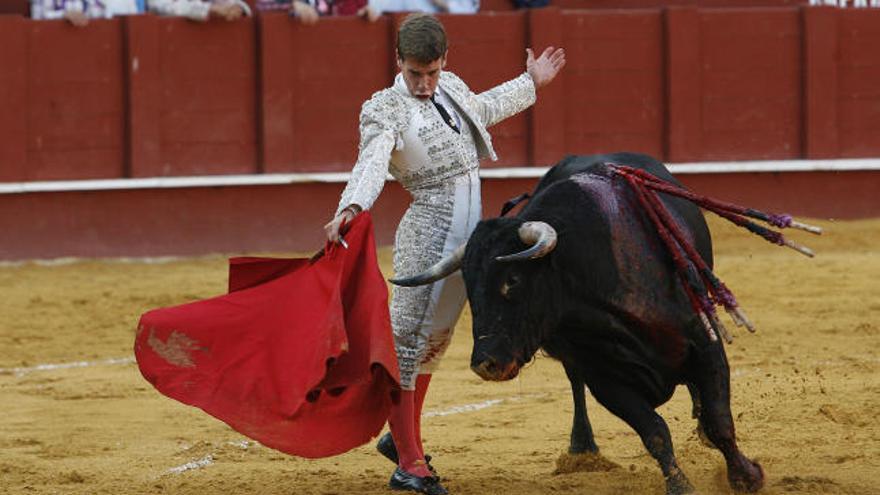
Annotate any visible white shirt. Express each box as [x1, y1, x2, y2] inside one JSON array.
[[369, 0, 479, 14], [433, 87, 464, 131]]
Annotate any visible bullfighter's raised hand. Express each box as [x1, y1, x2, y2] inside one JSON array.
[[526, 46, 566, 89]]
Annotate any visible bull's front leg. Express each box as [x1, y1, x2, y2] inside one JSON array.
[[563, 361, 598, 454], [590, 381, 695, 495], [554, 361, 621, 475]]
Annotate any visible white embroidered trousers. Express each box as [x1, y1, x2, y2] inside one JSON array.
[[390, 168, 481, 390]]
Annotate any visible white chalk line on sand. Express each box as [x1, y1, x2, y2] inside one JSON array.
[[0, 256, 191, 267], [0, 357, 135, 377], [157, 441, 259, 478], [164, 455, 214, 475], [423, 392, 548, 418], [423, 398, 503, 417], [159, 395, 547, 476]]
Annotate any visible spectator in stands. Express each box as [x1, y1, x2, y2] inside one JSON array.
[[255, 0, 380, 25], [511, 0, 548, 8], [254, 0, 477, 25], [148, 0, 252, 21], [371, 0, 479, 15], [31, 0, 143, 26]]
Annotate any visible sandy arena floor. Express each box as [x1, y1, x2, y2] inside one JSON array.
[[1, 216, 878, 495]]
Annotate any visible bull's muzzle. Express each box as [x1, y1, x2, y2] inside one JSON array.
[[471, 357, 521, 381]]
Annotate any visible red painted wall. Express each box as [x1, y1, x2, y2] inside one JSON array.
[[260, 13, 392, 172], [699, 9, 803, 160], [1, 17, 126, 181], [837, 9, 880, 157], [127, 16, 259, 176], [2, 7, 879, 183], [561, 10, 665, 159]]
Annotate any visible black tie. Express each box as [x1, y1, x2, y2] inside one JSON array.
[[430, 95, 460, 134]]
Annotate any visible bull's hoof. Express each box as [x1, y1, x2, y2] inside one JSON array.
[[568, 439, 599, 455], [666, 470, 696, 495], [554, 451, 620, 474], [728, 458, 764, 493]]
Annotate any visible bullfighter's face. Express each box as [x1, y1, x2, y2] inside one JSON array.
[[463, 220, 557, 382], [398, 54, 446, 100]]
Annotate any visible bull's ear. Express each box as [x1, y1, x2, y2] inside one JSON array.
[[500, 193, 531, 217]]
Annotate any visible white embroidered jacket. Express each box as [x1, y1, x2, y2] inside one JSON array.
[[337, 71, 536, 215]]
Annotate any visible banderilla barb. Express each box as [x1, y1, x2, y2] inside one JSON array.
[[608, 163, 822, 342]]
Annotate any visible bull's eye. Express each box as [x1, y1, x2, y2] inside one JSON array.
[[499, 273, 522, 299]]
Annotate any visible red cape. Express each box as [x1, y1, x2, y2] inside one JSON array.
[[134, 213, 400, 458]]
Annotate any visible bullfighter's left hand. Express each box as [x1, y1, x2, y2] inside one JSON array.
[[526, 47, 566, 90]]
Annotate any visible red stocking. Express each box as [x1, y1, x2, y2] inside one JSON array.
[[388, 390, 431, 477], [413, 373, 432, 458]]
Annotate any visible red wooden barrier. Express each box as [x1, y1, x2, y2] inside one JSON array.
[[803, 6, 839, 158], [701, 8, 803, 160], [126, 16, 258, 176], [837, 9, 880, 157], [260, 13, 392, 172], [2, 7, 880, 183], [802, 6, 880, 159], [26, 19, 126, 180], [0, 16, 27, 181], [560, 9, 665, 157], [529, 7, 566, 166], [665, 6, 702, 161]]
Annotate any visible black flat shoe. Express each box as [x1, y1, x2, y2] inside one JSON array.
[[389, 467, 448, 495], [376, 432, 399, 464], [377, 432, 438, 476]]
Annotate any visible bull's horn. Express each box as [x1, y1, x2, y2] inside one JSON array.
[[389, 244, 466, 287], [496, 221, 558, 262]]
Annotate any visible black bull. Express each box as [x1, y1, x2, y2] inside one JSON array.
[[392, 153, 764, 495]]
